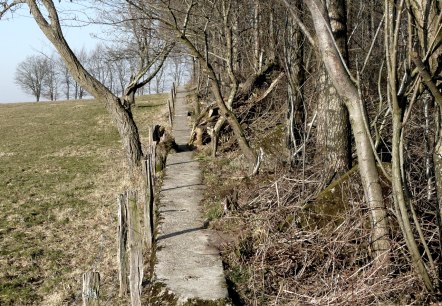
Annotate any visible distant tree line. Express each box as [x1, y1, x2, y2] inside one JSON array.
[[15, 45, 190, 102]]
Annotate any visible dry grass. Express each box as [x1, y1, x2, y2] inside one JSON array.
[[0, 94, 167, 305], [201, 151, 438, 305]]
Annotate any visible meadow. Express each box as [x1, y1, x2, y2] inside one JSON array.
[[0, 95, 167, 305]]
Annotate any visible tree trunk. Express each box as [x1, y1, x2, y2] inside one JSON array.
[[314, 0, 351, 184], [27, 0, 143, 174], [123, 89, 136, 106], [315, 69, 350, 183], [305, 0, 390, 267], [434, 127, 442, 290], [283, 2, 306, 163]]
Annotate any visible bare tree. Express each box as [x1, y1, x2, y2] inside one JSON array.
[[57, 56, 72, 100], [152, 65, 166, 93], [88, 44, 111, 88], [95, 1, 175, 105], [168, 53, 188, 87], [110, 55, 132, 96], [390, 0, 442, 292], [42, 53, 59, 101], [2, 0, 144, 175], [73, 48, 89, 99], [15, 54, 50, 102]]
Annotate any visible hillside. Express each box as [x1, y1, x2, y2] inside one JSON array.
[[0, 95, 167, 305]]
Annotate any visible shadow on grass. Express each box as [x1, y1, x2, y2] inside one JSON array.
[[136, 102, 166, 108]]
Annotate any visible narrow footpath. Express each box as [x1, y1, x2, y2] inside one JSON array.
[[154, 88, 229, 304]]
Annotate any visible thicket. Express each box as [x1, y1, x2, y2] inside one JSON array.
[[183, 0, 442, 304]]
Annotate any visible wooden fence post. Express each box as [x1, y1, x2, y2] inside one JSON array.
[[171, 82, 176, 112], [149, 126, 157, 178], [127, 191, 143, 306], [143, 157, 155, 248], [210, 128, 218, 158], [167, 99, 173, 127], [149, 155, 155, 227], [117, 193, 128, 297], [82, 271, 100, 306]]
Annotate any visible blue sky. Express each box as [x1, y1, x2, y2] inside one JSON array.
[[0, 3, 101, 103]]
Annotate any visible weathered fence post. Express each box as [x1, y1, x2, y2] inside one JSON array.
[[149, 126, 157, 178], [143, 156, 155, 248], [127, 191, 143, 306], [167, 99, 173, 127], [117, 193, 128, 297], [148, 127, 157, 235], [82, 271, 100, 306], [210, 128, 218, 158], [171, 82, 176, 112]]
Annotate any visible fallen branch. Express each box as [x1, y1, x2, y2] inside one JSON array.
[[253, 72, 285, 104]]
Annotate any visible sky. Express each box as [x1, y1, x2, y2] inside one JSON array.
[[0, 3, 101, 103]]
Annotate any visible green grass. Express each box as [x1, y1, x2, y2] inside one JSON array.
[[0, 95, 167, 305]]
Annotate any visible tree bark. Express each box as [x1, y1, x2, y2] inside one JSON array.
[[117, 193, 129, 297], [314, 0, 351, 184], [127, 191, 143, 306], [82, 272, 100, 306], [315, 69, 350, 183]]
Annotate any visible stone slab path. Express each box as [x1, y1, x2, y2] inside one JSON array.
[[154, 88, 228, 304]]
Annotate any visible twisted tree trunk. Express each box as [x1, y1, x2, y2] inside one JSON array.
[[27, 0, 143, 175]]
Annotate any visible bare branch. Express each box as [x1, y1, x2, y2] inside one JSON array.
[[181, 0, 195, 36], [125, 43, 175, 97], [279, 0, 315, 47], [0, 0, 24, 19], [360, 14, 385, 75], [412, 52, 442, 108], [254, 72, 285, 104]]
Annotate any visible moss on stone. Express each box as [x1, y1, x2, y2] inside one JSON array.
[[299, 165, 360, 230]]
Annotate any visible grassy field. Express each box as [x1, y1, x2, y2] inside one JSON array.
[[0, 95, 167, 305]]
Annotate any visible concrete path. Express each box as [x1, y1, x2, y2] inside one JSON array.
[[154, 88, 229, 304]]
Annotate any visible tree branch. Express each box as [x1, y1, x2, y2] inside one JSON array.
[[0, 0, 24, 19], [254, 72, 285, 104], [279, 0, 315, 47], [412, 52, 442, 108]]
